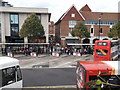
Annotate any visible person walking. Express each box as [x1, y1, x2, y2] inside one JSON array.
[[80, 48, 83, 56]]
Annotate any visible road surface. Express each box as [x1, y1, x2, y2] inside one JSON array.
[[22, 68, 76, 88]]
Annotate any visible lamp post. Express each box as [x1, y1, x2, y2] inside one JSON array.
[[98, 16, 101, 40], [98, 13, 103, 40]]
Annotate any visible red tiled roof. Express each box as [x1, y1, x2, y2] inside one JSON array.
[[55, 13, 65, 24], [79, 4, 119, 21], [55, 4, 120, 25], [80, 4, 92, 12], [80, 11, 119, 21], [55, 5, 85, 25]]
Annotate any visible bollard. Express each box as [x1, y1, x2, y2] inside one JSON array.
[[73, 52, 80, 56], [7, 52, 13, 57], [30, 52, 37, 57], [52, 52, 59, 57]]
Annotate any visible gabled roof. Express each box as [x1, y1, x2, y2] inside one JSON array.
[[55, 4, 85, 25], [80, 4, 92, 12], [80, 11, 119, 21], [55, 4, 120, 25], [79, 4, 119, 21]]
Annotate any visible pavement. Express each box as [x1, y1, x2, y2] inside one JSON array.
[[12, 53, 94, 68], [13, 53, 93, 59]]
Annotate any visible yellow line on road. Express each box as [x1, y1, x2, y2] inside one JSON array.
[[23, 85, 76, 88]]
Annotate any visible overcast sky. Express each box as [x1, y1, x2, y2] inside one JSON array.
[[5, 0, 120, 22]]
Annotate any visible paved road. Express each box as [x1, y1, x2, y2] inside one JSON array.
[[22, 68, 76, 87], [15, 54, 93, 68], [14, 54, 93, 88], [13, 54, 120, 88]]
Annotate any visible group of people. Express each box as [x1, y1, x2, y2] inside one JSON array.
[[64, 46, 93, 56], [2, 47, 41, 56], [1, 45, 93, 57]]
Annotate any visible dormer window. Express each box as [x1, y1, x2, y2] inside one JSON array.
[[71, 14, 75, 17]]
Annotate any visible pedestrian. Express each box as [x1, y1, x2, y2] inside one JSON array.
[[23, 48, 27, 56], [80, 48, 83, 56], [84, 48, 87, 54], [70, 48, 73, 55], [5, 48, 7, 55], [11, 49, 14, 57], [68, 49, 70, 55]]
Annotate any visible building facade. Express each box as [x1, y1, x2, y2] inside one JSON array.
[[48, 21, 55, 43], [55, 4, 119, 47], [0, 6, 51, 43]]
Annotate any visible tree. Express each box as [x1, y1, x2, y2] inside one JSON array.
[[108, 22, 120, 39], [20, 13, 45, 42], [71, 22, 90, 42]]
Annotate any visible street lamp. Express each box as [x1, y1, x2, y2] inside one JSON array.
[[98, 13, 103, 40], [98, 16, 101, 40]]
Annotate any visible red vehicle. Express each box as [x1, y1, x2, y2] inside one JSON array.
[[94, 40, 120, 61], [76, 61, 120, 89]]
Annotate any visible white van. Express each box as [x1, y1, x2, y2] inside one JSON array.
[[0, 57, 22, 89]]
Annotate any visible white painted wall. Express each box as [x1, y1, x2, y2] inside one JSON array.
[[41, 14, 49, 43], [4, 13, 10, 36], [0, 7, 50, 43]]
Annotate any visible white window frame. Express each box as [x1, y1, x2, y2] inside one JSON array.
[[71, 14, 75, 17]]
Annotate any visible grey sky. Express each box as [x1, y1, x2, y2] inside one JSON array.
[[5, 0, 120, 22]]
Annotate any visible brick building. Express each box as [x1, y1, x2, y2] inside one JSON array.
[[48, 21, 55, 43], [55, 4, 119, 47]]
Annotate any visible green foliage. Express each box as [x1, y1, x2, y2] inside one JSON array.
[[71, 22, 90, 39], [108, 22, 120, 39], [108, 32, 114, 38], [20, 13, 45, 39]]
